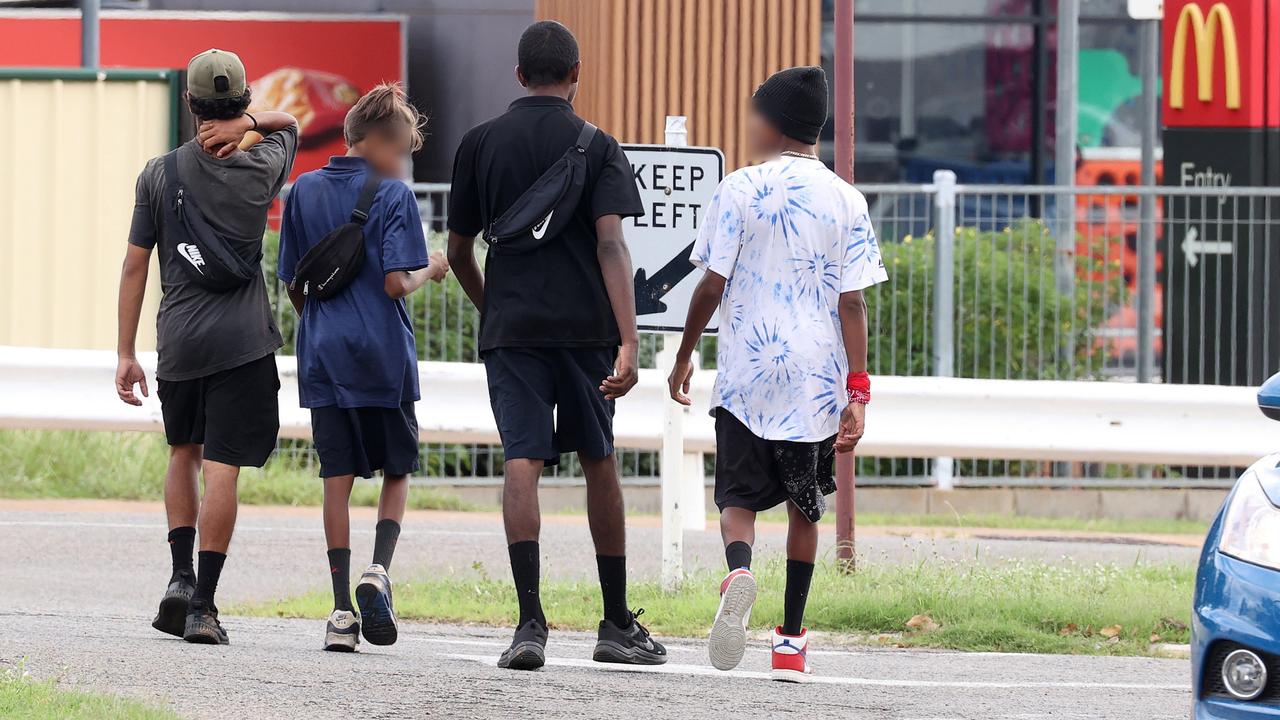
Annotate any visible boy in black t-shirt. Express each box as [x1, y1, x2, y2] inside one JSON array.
[[447, 20, 667, 670]]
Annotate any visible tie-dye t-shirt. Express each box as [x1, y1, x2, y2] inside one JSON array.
[[691, 156, 888, 442]]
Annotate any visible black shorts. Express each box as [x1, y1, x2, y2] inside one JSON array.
[[157, 353, 280, 468], [714, 409, 836, 522], [310, 402, 421, 479], [483, 347, 616, 467]]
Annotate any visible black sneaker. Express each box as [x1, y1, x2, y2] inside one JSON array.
[[497, 619, 548, 671], [355, 563, 398, 646], [152, 571, 195, 638], [183, 599, 229, 645], [593, 609, 667, 665]]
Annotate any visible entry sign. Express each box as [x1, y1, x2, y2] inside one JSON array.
[[621, 144, 725, 333]]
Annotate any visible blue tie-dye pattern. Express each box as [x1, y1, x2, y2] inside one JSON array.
[[689, 158, 888, 441]]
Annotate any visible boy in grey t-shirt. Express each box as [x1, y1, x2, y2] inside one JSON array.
[[115, 48, 298, 645]]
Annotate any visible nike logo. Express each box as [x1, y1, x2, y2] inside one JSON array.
[[177, 243, 205, 274], [531, 210, 553, 240]]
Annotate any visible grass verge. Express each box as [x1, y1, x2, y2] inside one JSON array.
[[239, 557, 1194, 656], [0, 664, 177, 720], [0, 429, 471, 511]]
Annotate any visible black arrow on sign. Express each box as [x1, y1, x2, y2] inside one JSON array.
[[634, 241, 697, 315]]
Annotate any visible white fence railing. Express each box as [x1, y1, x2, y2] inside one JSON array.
[[3, 345, 1275, 585], [5, 346, 1273, 466]]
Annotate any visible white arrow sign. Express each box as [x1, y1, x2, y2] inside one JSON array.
[[1182, 226, 1233, 268]]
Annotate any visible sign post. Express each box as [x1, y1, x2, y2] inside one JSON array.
[[623, 117, 725, 590]]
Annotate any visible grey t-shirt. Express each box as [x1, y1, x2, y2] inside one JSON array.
[[128, 126, 298, 381]]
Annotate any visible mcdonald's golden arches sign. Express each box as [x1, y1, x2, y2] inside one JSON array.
[[1163, 0, 1278, 128]]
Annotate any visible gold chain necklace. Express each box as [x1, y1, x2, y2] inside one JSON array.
[[780, 150, 819, 161]]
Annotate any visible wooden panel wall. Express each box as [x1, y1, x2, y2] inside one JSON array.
[[536, 0, 821, 170]]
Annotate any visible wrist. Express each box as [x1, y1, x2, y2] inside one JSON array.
[[846, 371, 871, 405]]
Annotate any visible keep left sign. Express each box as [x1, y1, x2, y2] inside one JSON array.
[[621, 144, 725, 333]]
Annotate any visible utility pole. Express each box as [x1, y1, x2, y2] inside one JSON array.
[[833, 0, 856, 570]]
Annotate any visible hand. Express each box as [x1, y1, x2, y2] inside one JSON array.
[[667, 357, 694, 406], [197, 116, 253, 158], [426, 250, 450, 283], [600, 343, 639, 400], [834, 402, 865, 453], [115, 356, 149, 407]]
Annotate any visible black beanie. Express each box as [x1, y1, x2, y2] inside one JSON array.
[[752, 66, 829, 145]]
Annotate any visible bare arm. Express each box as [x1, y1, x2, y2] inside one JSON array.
[[385, 251, 450, 300], [447, 231, 485, 311], [115, 244, 152, 406], [198, 111, 298, 158], [667, 270, 726, 405], [835, 289, 869, 452], [596, 215, 640, 400]]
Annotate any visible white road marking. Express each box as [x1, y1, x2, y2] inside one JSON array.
[[443, 653, 1190, 691], [0, 519, 496, 537]]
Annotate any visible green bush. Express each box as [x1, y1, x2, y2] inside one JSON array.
[[867, 220, 1123, 381]]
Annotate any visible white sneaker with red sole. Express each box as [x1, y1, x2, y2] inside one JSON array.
[[708, 567, 756, 670], [771, 626, 812, 682]]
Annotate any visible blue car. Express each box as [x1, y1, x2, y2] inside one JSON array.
[[1193, 373, 1280, 718]]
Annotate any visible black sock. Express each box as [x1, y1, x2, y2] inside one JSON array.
[[167, 526, 196, 581], [596, 555, 631, 628], [782, 559, 815, 636], [328, 548, 353, 612], [372, 519, 401, 570], [192, 550, 226, 611], [725, 541, 753, 571], [508, 541, 545, 628]]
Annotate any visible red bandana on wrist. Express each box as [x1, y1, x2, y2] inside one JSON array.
[[846, 371, 871, 405]]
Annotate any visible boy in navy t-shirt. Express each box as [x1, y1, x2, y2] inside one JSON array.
[[278, 83, 448, 652]]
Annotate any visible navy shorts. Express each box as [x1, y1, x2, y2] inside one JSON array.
[[157, 353, 280, 468], [483, 347, 616, 467], [310, 401, 421, 479]]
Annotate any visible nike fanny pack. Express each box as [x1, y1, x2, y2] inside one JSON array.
[[162, 149, 264, 293], [289, 173, 381, 301], [482, 121, 598, 255]]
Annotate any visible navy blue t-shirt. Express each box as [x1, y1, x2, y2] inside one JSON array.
[[279, 156, 430, 409]]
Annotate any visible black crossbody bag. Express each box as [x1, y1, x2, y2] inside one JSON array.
[[163, 149, 262, 292], [481, 121, 598, 255], [290, 173, 382, 300]]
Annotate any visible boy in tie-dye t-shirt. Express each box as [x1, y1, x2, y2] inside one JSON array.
[[667, 66, 887, 681]]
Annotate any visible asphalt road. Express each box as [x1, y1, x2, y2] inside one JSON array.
[[0, 500, 1195, 719]]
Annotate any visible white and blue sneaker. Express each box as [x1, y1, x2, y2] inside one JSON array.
[[323, 609, 360, 652], [355, 564, 398, 646], [709, 568, 756, 670]]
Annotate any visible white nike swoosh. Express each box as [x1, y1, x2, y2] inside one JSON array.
[[532, 210, 553, 240]]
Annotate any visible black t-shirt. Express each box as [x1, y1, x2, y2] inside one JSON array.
[[448, 96, 643, 352]]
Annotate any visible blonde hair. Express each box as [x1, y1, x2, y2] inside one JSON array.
[[343, 82, 426, 152]]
